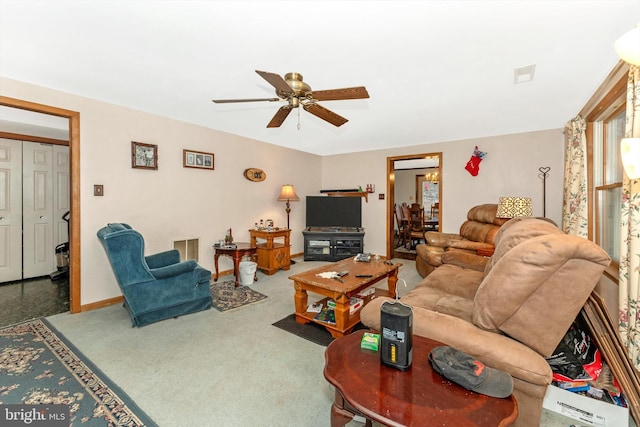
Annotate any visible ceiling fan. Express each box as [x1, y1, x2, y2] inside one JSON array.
[[212, 70, 369, 128]]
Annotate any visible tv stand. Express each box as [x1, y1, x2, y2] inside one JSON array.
[[305, 226, 363, 233], [303, 227, 365, 261]]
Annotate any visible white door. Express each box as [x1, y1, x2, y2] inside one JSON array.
[[0, 138, 23, 282], [53, 145, 70, 247], [23, 142, 54, 279]]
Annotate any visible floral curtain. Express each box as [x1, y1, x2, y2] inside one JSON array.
[[562, 115, 589, 237], [619, 65, 640, 369]]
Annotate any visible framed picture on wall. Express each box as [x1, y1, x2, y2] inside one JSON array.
[[183, 149, 214, 170], [131, 141, 158, 170]]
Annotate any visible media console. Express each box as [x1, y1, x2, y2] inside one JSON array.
[[303, 227, 365, 262]]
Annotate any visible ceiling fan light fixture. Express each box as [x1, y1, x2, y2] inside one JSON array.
[[284, 72, 311, 96], [213, 70, 369, 128], [615, 23, 640, 66]]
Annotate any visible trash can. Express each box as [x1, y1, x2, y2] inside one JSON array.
[[239, 261, 257, 286]]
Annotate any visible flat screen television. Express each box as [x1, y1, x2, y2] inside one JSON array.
[[306, 196, 362, 229]]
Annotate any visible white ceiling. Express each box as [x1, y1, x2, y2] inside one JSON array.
[[1, 1, 638, 156]]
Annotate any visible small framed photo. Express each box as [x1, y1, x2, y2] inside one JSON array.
[[183, 149, 214, 170], [131, 141, 158, 170]]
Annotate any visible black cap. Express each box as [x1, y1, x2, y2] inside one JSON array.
[[429, 346, 514, 398]]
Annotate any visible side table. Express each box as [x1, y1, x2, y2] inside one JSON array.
[[249, 228, 290, 275], [213, 242, 257, 288], [324, 330, 518, 427]]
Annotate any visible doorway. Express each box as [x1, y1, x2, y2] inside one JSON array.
[[0, 96, 81, 314], [386, 153, 442, 259]]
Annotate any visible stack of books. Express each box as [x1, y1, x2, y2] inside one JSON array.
[[309, 297, 365, 324]]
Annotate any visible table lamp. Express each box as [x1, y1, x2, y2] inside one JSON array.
[[278, 184, 300, 229], [497, 196, 533, 219]]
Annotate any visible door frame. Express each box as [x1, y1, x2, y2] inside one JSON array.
[[386, 152, 442, 258], [0, 96, 81, 313]]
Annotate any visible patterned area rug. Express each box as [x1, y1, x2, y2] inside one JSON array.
[[0, 318, 157, 426], [209, 280, 268, 312]]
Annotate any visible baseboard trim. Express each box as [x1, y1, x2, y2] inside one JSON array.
[[80, 295, 123, 312], [80, 271, 238, 313], [79, 263, 289, 313]]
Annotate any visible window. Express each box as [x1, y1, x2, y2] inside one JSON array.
[[586, 72, 627, 280], [594, 109, 624, 265], [416, 169, 439, 211]]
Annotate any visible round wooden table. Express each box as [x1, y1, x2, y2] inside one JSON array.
[[324, 330, 518, 427], [213, 242, 257, 287]]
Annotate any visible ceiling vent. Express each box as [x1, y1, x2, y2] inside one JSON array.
[[514, 64, 536, 84]]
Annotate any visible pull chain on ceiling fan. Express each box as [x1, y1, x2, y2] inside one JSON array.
[[212, 70, 369, 128]]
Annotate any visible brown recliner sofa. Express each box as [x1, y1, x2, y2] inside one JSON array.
[[361, 217, 611, 427], [415, 203, 507, 277]]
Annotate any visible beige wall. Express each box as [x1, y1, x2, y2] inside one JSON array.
[[321, 129, 565, 255], [1, 77, 322, 305], [2, 77, 564, 306]]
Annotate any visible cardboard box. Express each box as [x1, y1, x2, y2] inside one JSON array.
[[542, 384, 629, 427]]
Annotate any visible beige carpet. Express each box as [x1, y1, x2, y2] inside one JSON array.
[[44, 258, 626, 427]]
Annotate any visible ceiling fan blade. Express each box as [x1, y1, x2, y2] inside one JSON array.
[[212, 98, 280, 104], [303, 103, 348, 127], [311, 86, 369, 101], [267, 106, 292, 128], [255, 70, 293, 95]]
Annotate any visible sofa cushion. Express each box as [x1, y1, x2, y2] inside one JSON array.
[[467, 203, 509, 226], [473, 220, 611, 356], [458, 221, 500, 244], [490, 217, 562, 265], [447, 240, 495, 252], [415, 264, 484, 299], [482, 218, 561, 279], [424, 232, 461, 247], [400, 264, 484, 322], [441, 250, 489, 272]]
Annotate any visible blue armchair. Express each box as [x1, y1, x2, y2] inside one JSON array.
[[97, 223, 213, 326]]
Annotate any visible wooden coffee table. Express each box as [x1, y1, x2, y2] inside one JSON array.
[[324, 330, 518, 427], [288, 257, 401, 338]]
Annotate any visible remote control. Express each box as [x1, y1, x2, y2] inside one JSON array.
[[337, 271, 349, 277], [355, 274, 373, 278]]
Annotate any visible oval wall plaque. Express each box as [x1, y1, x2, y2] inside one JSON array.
[[244, 168, 266, 182]]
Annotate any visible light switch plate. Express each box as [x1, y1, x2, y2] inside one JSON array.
[[94, 184, 104, 196]]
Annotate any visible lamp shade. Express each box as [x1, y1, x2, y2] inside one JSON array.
[[278, 184, 300, 201], [497, 197, 533, 219], [621, 138, 640, 179], [615, 24, 640, 66]]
